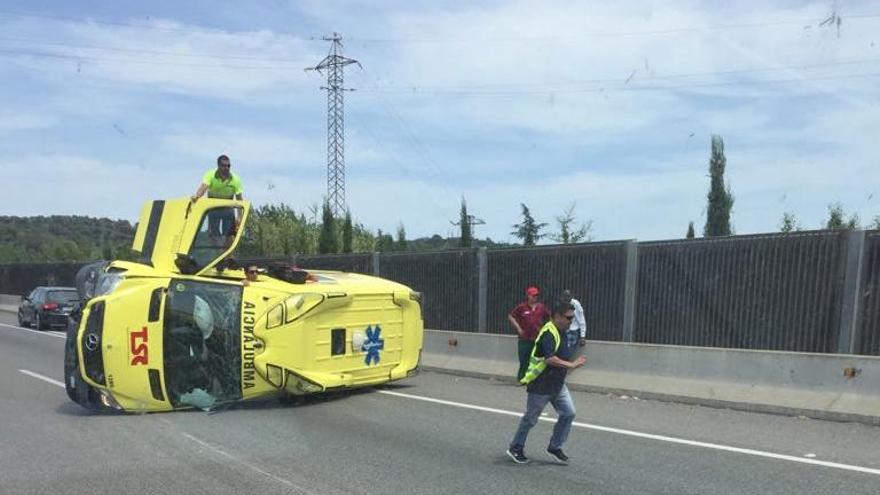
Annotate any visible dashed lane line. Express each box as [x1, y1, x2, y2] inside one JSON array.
[[16, 368, 317, 494], [19, 369, 65, 388], [0, 322, 66, 339]]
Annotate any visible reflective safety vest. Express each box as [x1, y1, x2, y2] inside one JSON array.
[[519, 321, 561, 385]]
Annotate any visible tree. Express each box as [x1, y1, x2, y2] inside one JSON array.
[[342, 210, 353, 253], [703, 134, 734, 237], [825, 202, 859, 230], [459, 197, 472, 248], [511, 203, 547, 246], [0, 215, 135, 263], [375, 229, 394, 252], [686, 222, 695, 239], [318, 201, 338, 254], [396, 222, 408, 251], [779, 212, 801, 233], [549, 202, 592, 244], [872, 215, 880, 230]]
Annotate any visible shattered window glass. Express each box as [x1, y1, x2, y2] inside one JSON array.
[[163, 279, 242, 410]]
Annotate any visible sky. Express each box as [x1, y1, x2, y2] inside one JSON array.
[[1, 0, 878, 242]]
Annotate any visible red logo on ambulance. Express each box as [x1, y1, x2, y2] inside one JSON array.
[[130, 326, 149, 366]]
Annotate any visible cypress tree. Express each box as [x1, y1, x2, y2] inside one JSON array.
[[459, 197, 472, 248], [318, 201, 338, 254], [396, 223, 407, 252], [703, 135, 734, 237], [342, 210, 353, 253]]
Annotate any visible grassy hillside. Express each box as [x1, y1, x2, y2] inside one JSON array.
[[0, 216, 135, 263]]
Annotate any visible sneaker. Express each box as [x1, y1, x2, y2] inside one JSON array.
[[547, 448, 569, 465], [506, 447, 530, 464]]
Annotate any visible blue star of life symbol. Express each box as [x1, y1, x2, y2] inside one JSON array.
[[362, 325, 385, 366]]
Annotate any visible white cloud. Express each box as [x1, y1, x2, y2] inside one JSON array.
[[2, 16, 322, 100], [0, 112, 57, 134], [161, 126, 322, 168], [0, 155, 190, 219]]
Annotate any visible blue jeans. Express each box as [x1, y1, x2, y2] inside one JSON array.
[[207, 208, 235, 236], [510, 384, 576, 451]]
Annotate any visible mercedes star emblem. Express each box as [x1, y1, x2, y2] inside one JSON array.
[[85, 332, 100, 351]]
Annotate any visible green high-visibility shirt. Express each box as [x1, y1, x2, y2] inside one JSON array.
[[201, 169, 243, 199]]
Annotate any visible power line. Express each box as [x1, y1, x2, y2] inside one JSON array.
[[348, 12, 880, 44], [451, 215, 485, 231], [365, 88, 446, 177], [357, 71, 880, 97], [0, 46, 313, 71], [0, 8, 299, 38], [2, 7, 877, 45], [4, 44, 879, 93], [360, 57, 880, 93], [0, 35, 309, 64]]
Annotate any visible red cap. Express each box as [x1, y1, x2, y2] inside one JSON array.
[[526, 286, 540, 296]]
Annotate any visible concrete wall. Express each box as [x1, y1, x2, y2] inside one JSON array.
[[0, 294, 20, 313], [423, 329, 880, 424]]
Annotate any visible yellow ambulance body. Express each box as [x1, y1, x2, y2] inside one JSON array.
[[66, 198, 423, 412]]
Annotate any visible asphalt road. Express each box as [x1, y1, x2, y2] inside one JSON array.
[[1, 312, 879, 495]]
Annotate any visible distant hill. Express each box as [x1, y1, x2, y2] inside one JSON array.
[[0, 216, 135, 263], [0, 213, 514, 264]]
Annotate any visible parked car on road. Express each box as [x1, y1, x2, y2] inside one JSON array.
[[18, 286, 79, 330]]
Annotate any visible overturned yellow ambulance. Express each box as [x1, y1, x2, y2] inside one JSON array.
[[64, 198, 423, 412]]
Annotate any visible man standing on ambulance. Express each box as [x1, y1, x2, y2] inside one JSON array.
[[191, 154, 244, 236]]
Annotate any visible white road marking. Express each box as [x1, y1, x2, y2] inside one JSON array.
[[0, 322, 66, 339], [10, 329, 875, 478], [377, 390, 880, 477], [179, 431, 315, 495], [19, 369, 65, 388], [49, 331, 66, 337], [17, 366, 315, 493]]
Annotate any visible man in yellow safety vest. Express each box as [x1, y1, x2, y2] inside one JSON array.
[[507, 299, 586, 465], [191, 154, 244, 237]]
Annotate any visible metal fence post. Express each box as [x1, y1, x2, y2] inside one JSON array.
[[622, 240, 639, 342], [477, 247, 488, 333], [838, 230, 866, 354], [372, 252, 381, 276]]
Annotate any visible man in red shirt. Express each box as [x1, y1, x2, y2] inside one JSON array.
[[508, 286, 550, 381]]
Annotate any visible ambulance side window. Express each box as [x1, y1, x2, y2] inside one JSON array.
[[188, 207, 242, 269], [267, 304, 283, 329]]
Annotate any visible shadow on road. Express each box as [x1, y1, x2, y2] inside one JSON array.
[[56, 386, 380, 416]]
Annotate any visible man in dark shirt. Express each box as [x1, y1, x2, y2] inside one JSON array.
[[508, 286, 550, 381], [507, 300, 586, 465]]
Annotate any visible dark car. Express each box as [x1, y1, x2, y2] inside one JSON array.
[[18, 286, 79, 330]]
